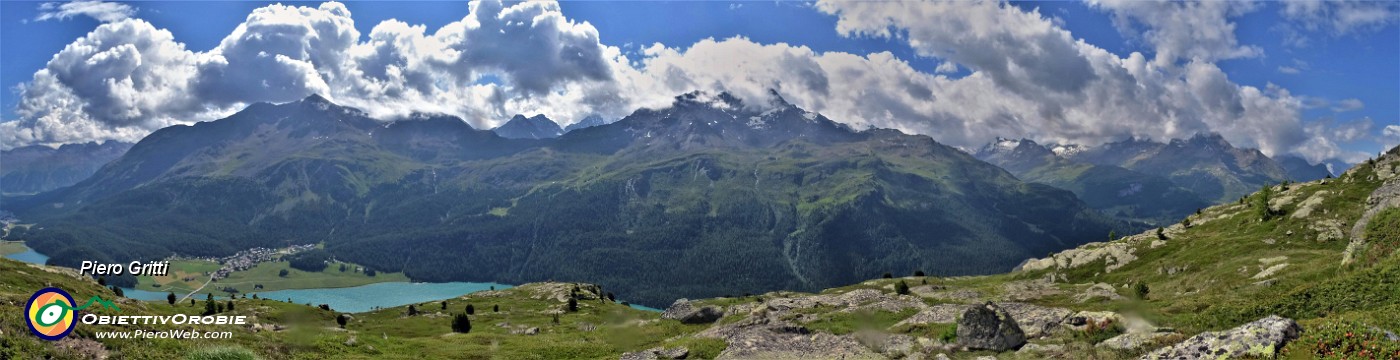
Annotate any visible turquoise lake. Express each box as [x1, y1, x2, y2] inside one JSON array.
[[255, 282, 513, 313], [4, 246, 50, 265]]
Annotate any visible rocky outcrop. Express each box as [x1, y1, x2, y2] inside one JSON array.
[[1290, 190, 1330, 219], [1074, 283, 1125, 303], [1016, 241, 1138, 273], [956, 302, 1026, 351], [996, 302, 1072, 339], [1344, 173, 1400, 264], [892, 304, 966, 328], [697, 306, 882, 360], [620, 346, 689, 360], [1142, 315, 1301, 359], [764, 289, 928, 313], [661, 299, 723, 324]]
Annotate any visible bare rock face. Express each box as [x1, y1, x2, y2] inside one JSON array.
[[1142, 315, 1301, 359], [661, 299, 724, 324], [956, 302, 1027, 351]]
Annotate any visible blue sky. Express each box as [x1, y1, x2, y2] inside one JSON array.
[[1, 1, 1396, 163]]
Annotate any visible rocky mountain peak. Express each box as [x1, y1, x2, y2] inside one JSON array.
[[494, 114, 564, 139]]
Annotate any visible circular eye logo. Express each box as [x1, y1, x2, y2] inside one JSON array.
[[26, 287, 77, 341]]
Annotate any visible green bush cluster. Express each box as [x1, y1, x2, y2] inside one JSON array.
[[1284, 320, 1400, 359], [1361, 208, 1400, 265]]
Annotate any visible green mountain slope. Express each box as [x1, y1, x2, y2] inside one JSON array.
[[976, 138, 1209, 225], [7, 92, 1126, 307]]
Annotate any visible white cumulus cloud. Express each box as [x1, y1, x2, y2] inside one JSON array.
[[1087, 0, 1263, 66], [0, 0, 1368, 165], [35, 0, 135, 23], [1282, 0, 1400, 36]]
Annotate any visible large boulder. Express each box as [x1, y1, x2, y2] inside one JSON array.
[[1143, 315, 1301, 359], [661, 299, 723, 324], [956, 302, 1027, 351]]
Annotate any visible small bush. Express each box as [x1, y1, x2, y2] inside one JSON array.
[[568, 298, 578, 312], [1134, 282, 1150, 300], [894, 280, 911, 295], [451, 313, 472, 333], [939, 324, 957, 342], [466, 304, 475, 315], [1253, 185, 1277, 221], [336, 314, 348, 328], [881, 272, 893, 279]]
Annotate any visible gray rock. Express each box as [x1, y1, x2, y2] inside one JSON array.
[[656, 347, 689, 359], [661, 299, 696, 319], [620, 346, 689, 360], [1016, 343, 1063, 355], [956, 302, 1026, 351], [892, 304, 965, 328], [619, 350, 658, 360], [1098, 332, 1176, 350], [1142, 315, 1300, 359], [661, 299, 723, 324]]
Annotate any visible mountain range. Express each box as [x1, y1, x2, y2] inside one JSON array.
[[5, 92, 1126, 306], [0, 141, 132, 194], [976, 134, 1333, 225], [975, 138, 1210, 224]]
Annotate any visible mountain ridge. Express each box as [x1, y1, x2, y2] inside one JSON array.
[[11, 92, 1129, 307]]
